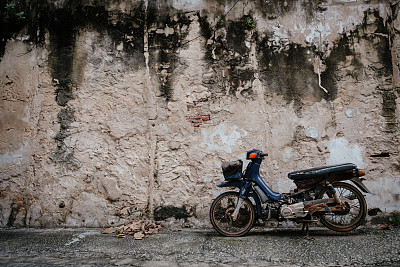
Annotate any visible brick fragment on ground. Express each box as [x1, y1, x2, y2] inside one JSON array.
[[102, 220, 162, 239]]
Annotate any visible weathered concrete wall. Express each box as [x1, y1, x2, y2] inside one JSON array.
[[0, 0, 399, 227]]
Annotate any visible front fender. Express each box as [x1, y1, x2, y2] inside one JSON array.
[[248, 191, 264, 220], [217, 179, 264, 220]]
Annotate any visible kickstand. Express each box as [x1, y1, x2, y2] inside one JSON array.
[[302, 222, 309, 235], [302, 222, 313, 240]]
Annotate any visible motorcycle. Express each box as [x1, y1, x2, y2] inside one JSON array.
[[210, 149, 370, 237]]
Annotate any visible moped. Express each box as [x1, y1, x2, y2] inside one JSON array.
[[210, 149, 370, 237]]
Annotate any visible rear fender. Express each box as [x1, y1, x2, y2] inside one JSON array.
[[350, 177, 371, 193]]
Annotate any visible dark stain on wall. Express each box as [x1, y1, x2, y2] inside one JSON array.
[[320, 34, 361, 100], [226, 19, 249, 55], [197, 12, 215, 65], [382, 90, 397, 132], [254, 0, 329, 21], [53, 107, 78, 168], [197, 12, 213, 41], [6, 199, 26, 227], [301, 0, 328, 23], [47, 4, 79, 169], [147, 1, 192, 101], [257, 41, 324, 106], [322, 8, 396, 132], [359, 8, 392, 77], [48, 7, 75, 105], [43, 1, 146, 168], [199, 13, 256, 99], [256, 0, 296, 18], [2, 1, 397, 143], [154, 205, 195, 221], [7, 202, 19, 227], [321, 8, 392, 101], [196, 2, 394, 114], [76, 4, 146, 68]]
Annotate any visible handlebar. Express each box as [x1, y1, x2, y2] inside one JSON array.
[[246, 150, 269, 160]]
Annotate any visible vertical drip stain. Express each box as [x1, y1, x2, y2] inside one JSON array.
[[48, 6, 80, 169], [47, 3, 147, 170]]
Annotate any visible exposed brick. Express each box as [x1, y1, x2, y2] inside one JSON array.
[[186, 102, 211, 128], [201, 115, 210, 121]]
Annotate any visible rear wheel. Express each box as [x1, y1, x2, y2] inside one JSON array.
[[210, 192, 255, 237], [316, 182, 367, 232]]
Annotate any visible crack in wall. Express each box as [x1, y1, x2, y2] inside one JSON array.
[[144, 0, 156, 217]]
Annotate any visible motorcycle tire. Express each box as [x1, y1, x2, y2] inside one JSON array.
[[209, 191, 255, 237], [316, 182, 367, 232]]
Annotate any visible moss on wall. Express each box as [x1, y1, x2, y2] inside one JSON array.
[[0, 0, 28, 58]]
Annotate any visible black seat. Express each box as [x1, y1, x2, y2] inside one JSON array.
[[288, 163, 356, 181]]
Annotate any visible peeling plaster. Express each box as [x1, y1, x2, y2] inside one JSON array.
[[201, 124, 247, 153], [282, 147, 292, 163], [326, 137, 365, 168], [305, 127, 319, 139], [172, 0, 202, 9], [345, 108, 361, 118], [0, 140, 29, 167], [283, 3, 388, 47], [365, 176, 400, 211]]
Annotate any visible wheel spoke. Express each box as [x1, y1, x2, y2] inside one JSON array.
[[317, 183, 367, 232], [210, 192, 255, 237]]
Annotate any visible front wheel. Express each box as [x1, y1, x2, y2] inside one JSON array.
[[316, 182, 367, 232], [210, 191, 255, 237]]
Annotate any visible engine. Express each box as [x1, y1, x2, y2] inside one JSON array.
[[280, 202, 308, 219], [280, 198, 330, 219]]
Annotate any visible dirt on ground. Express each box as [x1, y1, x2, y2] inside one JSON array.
[[0, 226, 399, 266]]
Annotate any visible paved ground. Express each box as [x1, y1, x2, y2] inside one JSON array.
[[0, 226, 399, 266]]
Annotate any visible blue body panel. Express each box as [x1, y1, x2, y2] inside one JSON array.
[[245, 161, 283, 201]]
